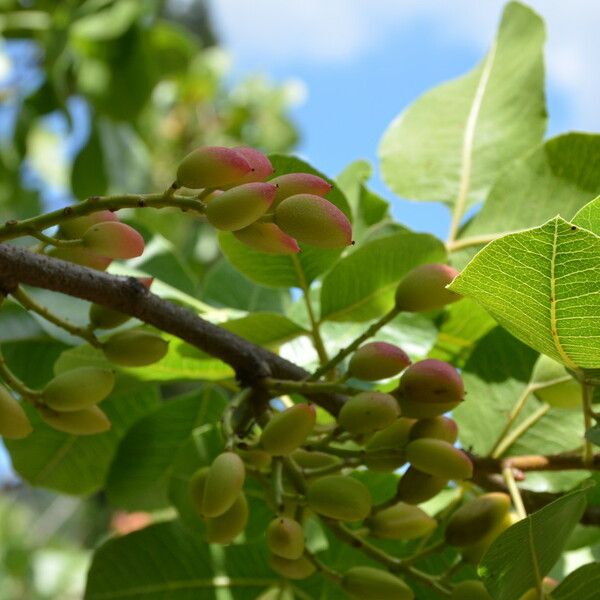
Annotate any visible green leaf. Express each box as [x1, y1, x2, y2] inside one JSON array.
[[6, 381, 159, 495], [429, 298, 497, 366], [71, 124, 108, 199], [450, 217, 600, 370], [71, 0, 141, 41], [84, 521, 280, 599], [478, 486, 589, 600], [585, 424, 600, 447], [202, 259, 291, 313], [379, 1, 545, 206], [552, 562, 600, 599], [455, 328, 584, 491], [572, 194, 600, 234], [105, 387, 228, 511], [458, 134, 600, 246], [320, 230, 446, 322], [219, 154, 351, 289], [224, 312, 308, 347], [55, 336, 234, 383]]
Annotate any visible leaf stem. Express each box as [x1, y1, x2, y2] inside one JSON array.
[[447, 232, 505, 252], [582, 381, 595, 467], [492, 403, 550, 459], [502, 465, 527, 520], [489, 385, 533, 458], [11, 286, 101, 348], [290, 255, 329, 367], [264, 377, 361, 397], [273, 458, 285, 514], [0, 346, 41, 402], [308, 306, 401, 381]]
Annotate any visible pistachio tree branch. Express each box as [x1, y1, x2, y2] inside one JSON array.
[[0, 193, 206, 242], [0, 243, 345, 414]]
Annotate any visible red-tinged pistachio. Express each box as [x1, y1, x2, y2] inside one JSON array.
[[364, 418, 415, 472], [0, 384, 32, 439], [40, 405, 111, 435], [274, 194, 352, 248], [268, 554, 315, 580], [201, 452, 245, 518], [89, 278, 153, 329], [445, 493, 511, 547], [395, 263, 461, 312], [347, 341, 411, 381], [102, 330, 169, 367], [82, 222, 145, 259], [176, 146, 252, 189], [451, 581, 492, 600], [367, 502, 437, 540], [409, 416, 458, 443], [405, 439, 473, 480], [42, 367, 115, 412], [337, 392, 400, 435], [231, 147, 274, 183], [49, 246, 112, 271], [396, 467, 448, 504], [59, 210, 119, 239], [306, 475, 371, 521], [396, 397, 461, 419], [206, 182, 277, 231], [234, 222, 300, 254], [269, 173, 333, 207], [206, 493, 249, 544], [398, 359, 464, 405], [266, 517, 305, 559], [260, 404, 316, 456], [341, 566, 414, 600]]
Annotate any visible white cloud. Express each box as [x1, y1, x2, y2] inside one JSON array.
[[209, 0, 600, 131]]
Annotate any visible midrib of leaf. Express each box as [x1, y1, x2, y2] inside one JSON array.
[[32, 435, 78, 485], [88, 577, 279, 599], [447, 39, 498, 244], [526, 517, 543, 595], [549, 219, 578, 370]]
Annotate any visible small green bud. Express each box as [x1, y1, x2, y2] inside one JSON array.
[[188, 467, 209, 516], [395, 263, 461, 312], [234, 222, 300, 254], [396, 467, 448, 505], [42, 367, 115, 412], [451, 581, 492, 600], [176, 146, 252, 189], [102, 330, 169, 367], [363, 418, 415, 471], [306, 475, 372, 521], [341, 566, 414, 600], [206, 493, 249, 544], [235, 448, 272, 470], [409, 416, 458, 443], [337, 392, 399, 435], [0, 384, 32, 439], [206, 182, 277, 231], [266, 517, 305, 560], [347, 341, 411, 381], [260, 404, 316, 456], [445, 493, 511, 547], [367, 502, 437, 540], [267, 554, 315, 580], [40, 405, 111, 435], [202, 452, 246, 518], [405, 439, 473, 480], [274, 194, 352, 248]]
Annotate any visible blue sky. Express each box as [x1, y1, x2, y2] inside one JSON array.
[[208, 0, 599, 239]]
